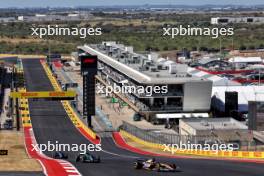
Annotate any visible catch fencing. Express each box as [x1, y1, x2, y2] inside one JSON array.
[[120, 121, 259, 151]]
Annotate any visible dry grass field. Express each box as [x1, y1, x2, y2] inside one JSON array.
[[0, 131, 42, 172]]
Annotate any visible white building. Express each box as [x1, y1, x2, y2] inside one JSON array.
[[179, 118, 252, 145], [179, 118, 248, 136], [78, 42, 213, 122], [211, 17, 264, 25], [229, 57, 263, 68], [17, 16, 24, 21]]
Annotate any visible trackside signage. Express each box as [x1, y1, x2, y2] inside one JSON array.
[[0, 150, 8, 155], [10, 91, 76, 98]]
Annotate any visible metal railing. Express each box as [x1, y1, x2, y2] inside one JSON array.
[[120, 121, 259, 151]]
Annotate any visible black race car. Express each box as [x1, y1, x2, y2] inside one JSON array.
[[76, 152, 101, 163], [53, 151, 68, 159], [134, 158, 179, 172]]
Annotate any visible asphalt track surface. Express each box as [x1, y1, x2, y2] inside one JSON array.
[[22, 59, 264, 176]]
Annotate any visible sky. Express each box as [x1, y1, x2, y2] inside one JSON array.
[[1, 0, 264, 8]]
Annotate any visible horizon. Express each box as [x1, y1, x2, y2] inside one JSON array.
[[1, 0, 264, 8]]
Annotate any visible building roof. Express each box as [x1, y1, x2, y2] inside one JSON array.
[[180, 118, 248, 131], [229, 57, 262, 63], [198, 58, 221, 65], [156, 113, 209, 119], [78, 44, 208, 84], [187, 67, 240, 86]]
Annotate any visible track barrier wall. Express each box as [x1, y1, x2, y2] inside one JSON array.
[[120, 130, 264, 160]]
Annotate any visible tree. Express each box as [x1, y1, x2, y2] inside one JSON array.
[[239, 45, 247, 51], [248, 45, 255, 50], [199, 46, 208, 51], [191, 46, 197, 51], [258, 44, 264, 49], [163, 46, 169, 51]]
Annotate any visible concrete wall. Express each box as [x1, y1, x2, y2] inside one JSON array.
[[179, 120, 197, 135], [183, 81, 212, 112]]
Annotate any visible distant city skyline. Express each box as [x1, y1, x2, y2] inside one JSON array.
[[1, 0, 264, 8]]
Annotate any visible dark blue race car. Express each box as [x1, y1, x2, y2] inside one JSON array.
[[76, 152, 101, 163]]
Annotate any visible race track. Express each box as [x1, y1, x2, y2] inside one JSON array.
[[23, 59, 264, 176]]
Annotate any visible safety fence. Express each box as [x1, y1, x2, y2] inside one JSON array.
[[120, 130, 264, 159], [120, 121, 259, 151]]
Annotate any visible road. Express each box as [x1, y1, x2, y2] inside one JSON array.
[[22, 59, 264, 176]]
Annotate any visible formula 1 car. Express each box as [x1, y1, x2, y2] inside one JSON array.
[[134, 158, 179, 172], [53, 151, 68, 159], [76, 152, 101, 163]]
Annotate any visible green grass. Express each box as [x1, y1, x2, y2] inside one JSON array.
[[0, 20, 263, 54]]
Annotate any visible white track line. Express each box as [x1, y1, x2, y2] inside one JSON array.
[[29, 128, 82, 176]]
